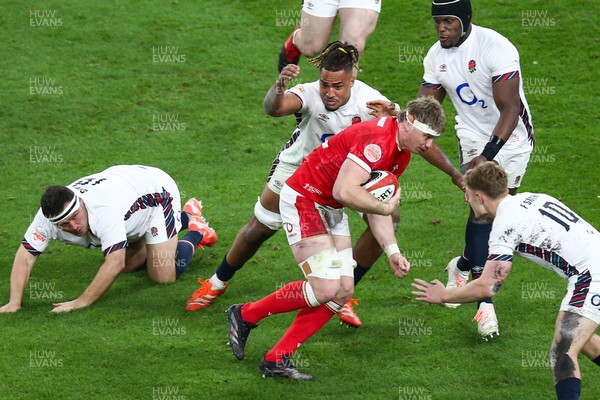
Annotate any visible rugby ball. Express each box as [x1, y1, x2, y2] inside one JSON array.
[[362, 170, 398, 203]]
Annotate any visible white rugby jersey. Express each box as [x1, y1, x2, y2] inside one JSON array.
[[277, 80, 389, 166], [23, 165, 178, 257], [489, 193, 600, 280], [423, 24, 534, 151]]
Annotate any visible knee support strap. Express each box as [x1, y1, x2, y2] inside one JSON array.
[[253, 197, 282, 231], [299, 248, 341, 280], [336, 248, 357, 278]]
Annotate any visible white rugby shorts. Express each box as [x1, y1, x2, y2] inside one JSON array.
[[560, 269, 600, 325], [142, 169, 182, 245], [459, 136, 532, 189], [303, 0, 381, 18], [267, 161, 297, 195]]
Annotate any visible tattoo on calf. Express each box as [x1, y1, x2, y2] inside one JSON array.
[[552, 313, 581, 382]]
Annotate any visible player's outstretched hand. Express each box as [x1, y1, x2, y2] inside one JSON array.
[[0, 302, 21, 313], [366, 100, 398, 118], [411, 278, 445, 304], [52, 299, 88, 313], [277, 64, 301, 89], [389, 253, 410, 278]]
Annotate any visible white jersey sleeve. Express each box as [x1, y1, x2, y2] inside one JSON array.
[[423, 44, 441, 85], [23, 209, 58, 255]]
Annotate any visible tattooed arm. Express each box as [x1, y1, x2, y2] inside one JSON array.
[[412, 259, 513, 304]]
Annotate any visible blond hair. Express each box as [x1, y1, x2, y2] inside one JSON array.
[[463, 162, 509, 199], [403, 96, 446, 135]]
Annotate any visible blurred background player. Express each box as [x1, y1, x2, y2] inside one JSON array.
[[186, 41, 399, 328], [418, 0, 535, 339], [0, 165, 216, 313], [227, 97, 447, 380], [412, 162, 600, 400], [278, 0, 381, 72]]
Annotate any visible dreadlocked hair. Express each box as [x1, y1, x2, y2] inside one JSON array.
[[308, 41, 359, 73]]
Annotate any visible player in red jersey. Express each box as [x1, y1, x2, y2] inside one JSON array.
[[226, 96, 446, 380]]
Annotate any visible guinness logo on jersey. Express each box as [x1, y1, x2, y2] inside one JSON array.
[[439, 64, 447, 72], [364, 144, 382, 163], [31, 229, 47, 246]]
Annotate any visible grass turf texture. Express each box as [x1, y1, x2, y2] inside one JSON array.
[[0, 1, 599, 399]]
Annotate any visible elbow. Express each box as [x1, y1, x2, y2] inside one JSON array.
[[266, 108, 285, 118], [332, 189, 343, 204], [332, 185, 348, 204], [263, 103, 275, 116]]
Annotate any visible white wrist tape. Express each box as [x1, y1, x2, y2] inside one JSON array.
[[384, 243, 400, 258]]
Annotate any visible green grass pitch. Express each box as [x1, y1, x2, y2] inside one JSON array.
[[0, 1, 598, 399]]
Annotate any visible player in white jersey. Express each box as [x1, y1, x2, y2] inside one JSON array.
[[0, 165, 217, 313], [418, 0, 535, 339], [185, 42, 400, 326], [412, 162, 600, 400]]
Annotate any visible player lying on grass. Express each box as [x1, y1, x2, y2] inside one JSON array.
[[412, 162, 600, 400], [226, 97, 447, 380], [0, 165, 217, 313]]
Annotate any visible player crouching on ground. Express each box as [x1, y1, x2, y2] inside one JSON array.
[[412, 162, 600, 400], [0, 165, 217, 313]]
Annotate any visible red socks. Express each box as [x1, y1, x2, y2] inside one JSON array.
[[241, 280, 311, 325], [265, 305, 336, 362]]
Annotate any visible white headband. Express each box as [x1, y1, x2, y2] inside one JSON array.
[[406, 114, 441, 137], [47, 192, 80, 223]]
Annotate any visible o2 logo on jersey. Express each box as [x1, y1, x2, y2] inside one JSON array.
[[590, 294, 600, 308], [456, 83, 488, 109]]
